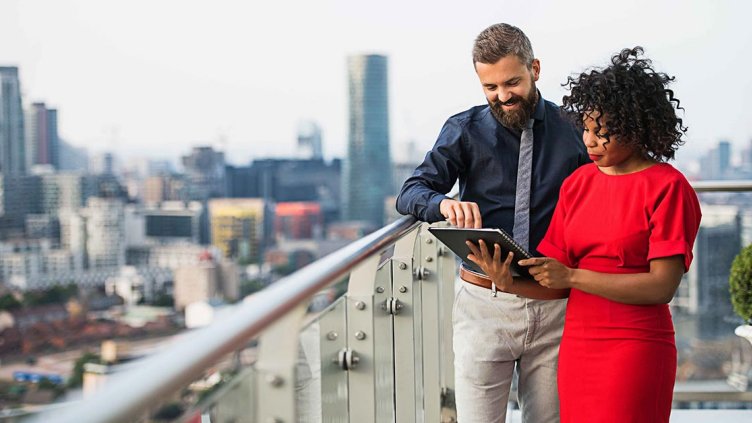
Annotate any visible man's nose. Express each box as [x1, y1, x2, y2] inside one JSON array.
[[497, 89, 512, 104]]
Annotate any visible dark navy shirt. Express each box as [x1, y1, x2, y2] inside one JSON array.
[[396, 94, 589, 255]]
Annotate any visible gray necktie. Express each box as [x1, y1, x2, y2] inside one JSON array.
[[513, 119, 535, 251]]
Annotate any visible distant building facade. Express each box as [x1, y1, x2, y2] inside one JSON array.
[[173, 258, 239, 311], [209, 198, 265, 264], [182, 146, 227, 200], [274, 202, 323, 240]]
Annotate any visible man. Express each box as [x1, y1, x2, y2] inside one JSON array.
[[396, 23, 589, 422]]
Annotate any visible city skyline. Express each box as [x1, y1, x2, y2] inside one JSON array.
[[1, 0, 751, 165]]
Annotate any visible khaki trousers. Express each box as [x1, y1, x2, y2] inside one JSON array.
[[453, 280, 567, 423]]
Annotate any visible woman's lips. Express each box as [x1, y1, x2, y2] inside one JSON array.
[[588, 154, 601, 161]]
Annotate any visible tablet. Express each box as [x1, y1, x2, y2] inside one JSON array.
[[427, 227, 534, 278]]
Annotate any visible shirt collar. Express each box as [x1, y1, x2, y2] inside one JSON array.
[[533, 90, 545, 122]]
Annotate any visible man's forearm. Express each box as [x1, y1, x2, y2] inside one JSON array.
[[396, 184, 448, 222]]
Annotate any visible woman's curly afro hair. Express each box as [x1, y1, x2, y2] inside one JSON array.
[[562, 47, 687, 161]]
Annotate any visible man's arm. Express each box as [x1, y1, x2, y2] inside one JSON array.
[[395, 119, 466, 223]]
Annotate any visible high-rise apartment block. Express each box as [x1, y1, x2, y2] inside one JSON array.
[[343, 54, 392, 227]]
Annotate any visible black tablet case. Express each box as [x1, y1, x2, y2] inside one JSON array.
[[427, 227, 534, 278]]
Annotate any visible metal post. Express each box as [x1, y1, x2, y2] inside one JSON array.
[[436, 223, 457, 418], [391, 225, 422, 422], [319, 297, 349, 422], [255, 304, 307, 423], [419, 224, 442, 422], [344, 254, 379, 422]]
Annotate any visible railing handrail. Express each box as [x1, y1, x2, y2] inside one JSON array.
[[30, 214, 420, 423], [690, 179, 752, 192]]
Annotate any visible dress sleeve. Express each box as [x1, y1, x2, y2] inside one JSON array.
[[537, 182, 572, 267], [647, 178, 702, 271]]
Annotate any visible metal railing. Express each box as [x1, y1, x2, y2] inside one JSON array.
[[29, 214, 443, 422], [21, 179, 752, 422]]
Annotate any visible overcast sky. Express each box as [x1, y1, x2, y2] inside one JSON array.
[[1, 0, 750, 166]]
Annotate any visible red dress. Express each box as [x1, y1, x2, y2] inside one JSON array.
[[537, 163, 701, 423]]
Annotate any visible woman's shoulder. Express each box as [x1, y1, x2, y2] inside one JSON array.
[[647, 163, 694, 188], [563, 163, 597, 185]]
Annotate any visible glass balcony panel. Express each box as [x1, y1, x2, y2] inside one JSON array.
[[671, 191, 752, 408]]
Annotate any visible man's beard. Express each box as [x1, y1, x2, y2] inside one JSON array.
[[488, 82, 538, 130]]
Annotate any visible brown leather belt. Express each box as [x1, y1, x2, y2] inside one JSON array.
[[459, 266, 495, 290]]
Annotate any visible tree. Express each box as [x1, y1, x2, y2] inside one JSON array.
[[0, 294, 21, 311], [729, 244, 752, 324], [23, 284, 78, 307], [68, 352, 101, 388]]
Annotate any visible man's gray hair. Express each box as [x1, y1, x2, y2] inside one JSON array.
[[472, 23, 535, 68]]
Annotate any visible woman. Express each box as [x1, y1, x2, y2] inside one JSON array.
[[466, 47, 701, 422]]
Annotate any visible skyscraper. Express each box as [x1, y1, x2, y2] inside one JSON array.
[[0, 67, 26, 175], [344, 54, 392, 227], [25, 102, 59, 170]]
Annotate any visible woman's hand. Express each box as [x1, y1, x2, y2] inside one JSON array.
[[518, 257, 574, 289], [465, 240, 515, 291]]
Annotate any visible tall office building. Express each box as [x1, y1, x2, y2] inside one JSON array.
[[25, 102, 59, 170], [343, 54, 392, 227], [0, 67, 26, 175]]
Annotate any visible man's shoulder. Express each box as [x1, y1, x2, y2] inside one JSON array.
[[541, 99, 573, 125], [446, 105, 491, 127]]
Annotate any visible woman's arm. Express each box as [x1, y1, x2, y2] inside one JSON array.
[[466, 240, 569, 300], [519, 255, 685, 305]]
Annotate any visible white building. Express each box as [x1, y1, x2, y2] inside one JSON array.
[[84, 197, 126, 269]]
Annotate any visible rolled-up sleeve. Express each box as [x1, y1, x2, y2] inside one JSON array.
[[647, 179, 702, 271]]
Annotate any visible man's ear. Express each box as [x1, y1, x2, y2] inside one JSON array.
[[531, 59, 541, 82]]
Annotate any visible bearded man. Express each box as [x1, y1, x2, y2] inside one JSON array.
[[396, 23, 590, 423]]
